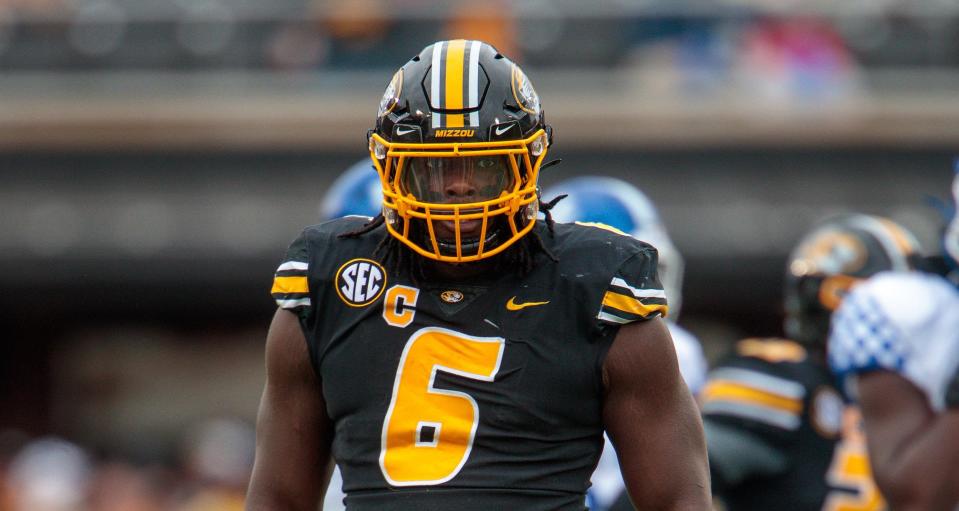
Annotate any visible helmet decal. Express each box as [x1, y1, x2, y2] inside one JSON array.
[[790, 230, 867, 277], [378, 69, 403, 119], [511, 64, 540, 116]]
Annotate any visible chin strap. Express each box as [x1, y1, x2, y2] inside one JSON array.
[[539, 158, 562, 171]]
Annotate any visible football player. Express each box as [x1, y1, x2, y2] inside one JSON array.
[[703, 214, 923, 511], [829, 170, 959, 510], [544, 176, 708, 511], [245, 40, 710, 511]]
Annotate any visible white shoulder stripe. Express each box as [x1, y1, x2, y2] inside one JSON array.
[[597, 311, 632, 324], [276, 297, 311, 309], [703, 401, 801, 430], [610, 277, 666, 299], [277, 261, 309, 272], [708, 367, 806, 400]]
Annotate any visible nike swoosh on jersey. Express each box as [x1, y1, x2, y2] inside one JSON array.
[[506, 296, 549, 310]]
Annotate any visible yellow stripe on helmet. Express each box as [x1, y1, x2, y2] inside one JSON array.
[[444, 39, 467, 128]]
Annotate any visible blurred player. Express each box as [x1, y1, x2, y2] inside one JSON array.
[[544, 176, 707, 511], [246, 40, 709, 510], [319, 159, 382, 221], [829, 170, 959, 510], [703, 214, 923, 510]]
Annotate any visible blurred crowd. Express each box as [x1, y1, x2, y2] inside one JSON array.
[[0, 418, 253, 511], [0, 0, 957, 92]]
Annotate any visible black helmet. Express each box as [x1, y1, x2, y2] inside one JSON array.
[[784, 214, 922, 345], [368, 40, 551, 263]]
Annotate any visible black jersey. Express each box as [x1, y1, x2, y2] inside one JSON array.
[[269, 218, 667, 511], [702, 338, 886, 511]]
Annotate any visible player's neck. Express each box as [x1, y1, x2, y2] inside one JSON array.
[[423, 258, 498, 282]]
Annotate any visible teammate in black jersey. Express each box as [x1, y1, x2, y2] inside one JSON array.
[[244, 40, 709, 511], [703, 214, 922, 511]]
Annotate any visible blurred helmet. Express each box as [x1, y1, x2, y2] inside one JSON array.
[[544, 176, 686, 319], [320, 159, 382, 220], [368, 39, 551, 263], [945, 161, 959, 272], [784, 213, 922, 346]]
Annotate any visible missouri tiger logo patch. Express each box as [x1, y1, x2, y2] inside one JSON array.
[[335, 258, 387, 307]]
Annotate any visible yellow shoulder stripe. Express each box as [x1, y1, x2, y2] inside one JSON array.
[[601, 291, 668, 318], [444, 39, 466, 128], [272, 276, 309, 295], [736, 338, 807, 363], [702, 380, 803, 414]]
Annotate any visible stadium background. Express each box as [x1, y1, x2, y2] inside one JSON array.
[[0, 0, 956, 508]]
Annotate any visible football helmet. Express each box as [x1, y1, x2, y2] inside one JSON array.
[[320, 159, 382, 220], [368, 40, 551, 263], [544, 176, 686, 319], [945, 161, 959, 271], [784, 213, 922, 346]]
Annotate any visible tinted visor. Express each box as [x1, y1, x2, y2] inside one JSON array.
[[402, 155, 516, 204]]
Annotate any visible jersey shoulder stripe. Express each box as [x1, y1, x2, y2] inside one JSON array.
[[272, 231, 311, 311], [702, 366, 805, 431], [545, 222, 669, 327], [269, 217, 377, 314], [596, 247, 667, 324]]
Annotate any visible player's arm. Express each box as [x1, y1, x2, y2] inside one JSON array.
[[856, 370, 959, 510], [602, 317, 711, 510], [246, 308, 333, 511]]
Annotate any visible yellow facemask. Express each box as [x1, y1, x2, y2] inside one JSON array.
[[369, 128, 549, 263]]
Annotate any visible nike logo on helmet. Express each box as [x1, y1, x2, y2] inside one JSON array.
[[395, 127, 416, 136], [494, 125, 513, 136], [506, 296, 549, 311]]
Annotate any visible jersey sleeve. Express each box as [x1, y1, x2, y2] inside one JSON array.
[[596, 246, 668, 326], [270, 230, 312, 317], [701, 358, 807, 442], [829, 272, 959, 411]]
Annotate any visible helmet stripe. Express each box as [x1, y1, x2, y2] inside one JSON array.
[[467, 40, 481, 127], [430, 40, 445, 128], [848, 215, 914, 271], [444, 39, 467, 128], [877, 218, 919, 255]]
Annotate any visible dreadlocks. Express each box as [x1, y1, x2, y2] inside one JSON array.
[[338, 195, 566, 283]]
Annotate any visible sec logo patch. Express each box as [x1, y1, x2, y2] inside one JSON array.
[[335, 258, 387, 307]]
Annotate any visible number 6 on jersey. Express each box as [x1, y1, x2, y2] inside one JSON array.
[[379, 327, 505, 486]]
